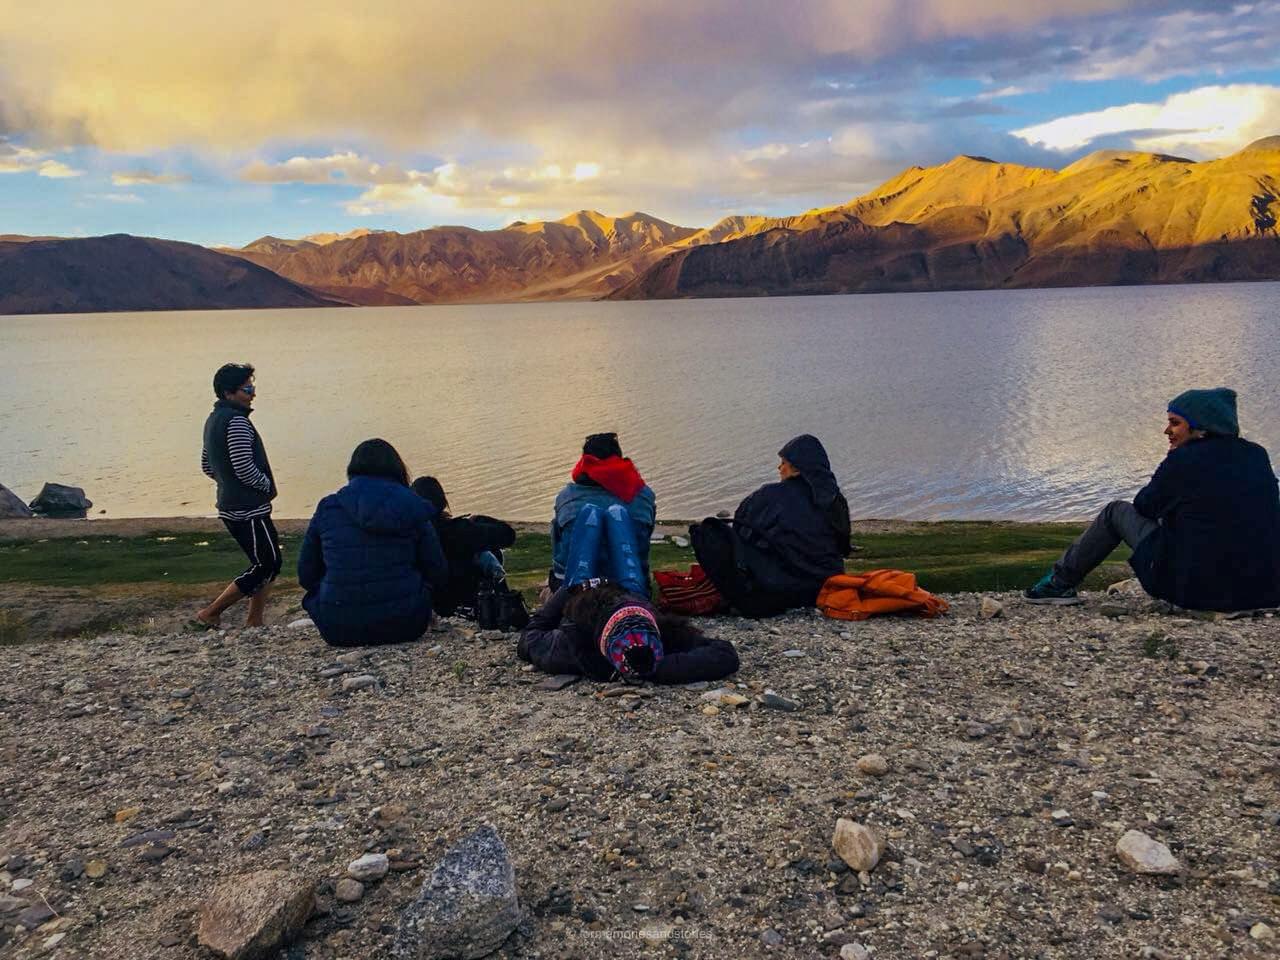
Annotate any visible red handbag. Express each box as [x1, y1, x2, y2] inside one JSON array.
[[654, 564, 728, 615]]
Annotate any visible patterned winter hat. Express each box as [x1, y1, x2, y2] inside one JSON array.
[[598, 604, 664, 679]]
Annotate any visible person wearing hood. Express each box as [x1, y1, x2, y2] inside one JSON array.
[[1025, 388, 1280, 611], [518, 581, 739, 685], [690, 435, 853, 618], [298, 439, 447, 647], [548, 432, 656, 594]]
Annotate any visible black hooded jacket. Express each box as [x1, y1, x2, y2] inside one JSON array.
[[731, 435, 851, 597]]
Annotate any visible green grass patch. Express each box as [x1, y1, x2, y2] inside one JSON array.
[[0, 522, 1129, 595]]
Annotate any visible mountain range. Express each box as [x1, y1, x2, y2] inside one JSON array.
[[2, 138, 1278, 315]]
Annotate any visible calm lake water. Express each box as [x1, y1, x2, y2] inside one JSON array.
[[2, 284, 1278, 522]]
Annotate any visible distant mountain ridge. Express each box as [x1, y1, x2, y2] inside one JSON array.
[[0, 235, 336, 315], [6, 139, 1280, 315]]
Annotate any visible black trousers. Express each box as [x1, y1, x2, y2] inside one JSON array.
[[222, 515, 283, 596], [689, 519, 809, 619]]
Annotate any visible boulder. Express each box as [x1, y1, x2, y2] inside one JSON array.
[[1115, 830, 1181, 875], [28, 483, 92, 518], [832, 819, 884, 872], [394, 824, 520, 960], [0, 483, 33, 519], [196, 869, 314, 960]]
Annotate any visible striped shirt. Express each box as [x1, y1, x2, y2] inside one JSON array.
[[202, 415, 273, 520]]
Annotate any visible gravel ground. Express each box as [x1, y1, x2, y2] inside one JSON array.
[[1, 590, 1277, 960]]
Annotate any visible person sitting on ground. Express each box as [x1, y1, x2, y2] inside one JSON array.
[[690, 434, 852, 618], [195, 362, 282, 629], [1024, 388, 1280, 611], [518, 581, 740, 684], [548, 432, 656, 594], [411, 475, 519, 621], [298, 439, 447, 647]]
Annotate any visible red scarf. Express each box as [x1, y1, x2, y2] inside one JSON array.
[[571, 455, 646, 503]]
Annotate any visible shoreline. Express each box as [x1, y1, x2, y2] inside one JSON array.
[[0, 516, 1089, 541]]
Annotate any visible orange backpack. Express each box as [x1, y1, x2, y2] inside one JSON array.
[[816, 569, 949, 621]]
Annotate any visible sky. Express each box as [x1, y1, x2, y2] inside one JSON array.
[[2, 0, 1279, 247]]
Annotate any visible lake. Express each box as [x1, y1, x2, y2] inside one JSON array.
[[2, 283, 1277, 522]]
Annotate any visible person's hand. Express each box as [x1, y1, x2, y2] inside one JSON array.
[[538, 585, 553, 605]]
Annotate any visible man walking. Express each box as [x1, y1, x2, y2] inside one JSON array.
[[195, 363, 282, 628]]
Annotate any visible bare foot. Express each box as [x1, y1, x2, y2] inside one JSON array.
[[195, 610, 220, 628]]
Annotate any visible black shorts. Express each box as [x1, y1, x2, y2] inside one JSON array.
[[222, 515, 283, 596]]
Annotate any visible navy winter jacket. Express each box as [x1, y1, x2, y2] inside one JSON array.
[[298, 476, 448, 646], [517, 587, 740, 684], [1129, 435, 1280, 612]]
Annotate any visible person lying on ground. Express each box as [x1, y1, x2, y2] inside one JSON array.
[[195, 362, 281, 629], [298, 439, 447, 647], [411, 475, 522, 625], [548, 432, 655, 595], [518, 581, 740, 684], [1025, 387, 1280, 611], [690, 434, 852, 618]]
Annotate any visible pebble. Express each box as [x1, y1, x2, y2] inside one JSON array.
[[287, 618, 314, 629], [1116, 830, 1181, 875], [341, 674, 377, 692], [84, 860, 108, 879], [979, 596, 1004, 619], [347, 852, 390, 882], [545, 798, 570, 813], [11, 878, 33, 891], [841, 944, 871, 960], [856, 754, 890, 777], [336, 651, 365, 666], [761, 690, 801, 712], [1009, 716, 1035, 738], [781, 649, 806, 657], [1251, 923, 1275, 941], [335, 878, 365, 903], [832, 819, 884, 872], [760, 928, 784, 946]]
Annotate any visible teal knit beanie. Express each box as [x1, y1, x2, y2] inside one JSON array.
[[1168, 387, 1239, 437]]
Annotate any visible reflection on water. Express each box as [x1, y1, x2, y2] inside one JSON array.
[[1, 284, 1277, 521]]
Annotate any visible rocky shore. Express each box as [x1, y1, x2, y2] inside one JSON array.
[[1, 590, 1277, 959]]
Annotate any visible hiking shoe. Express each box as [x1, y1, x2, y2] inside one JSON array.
[[1023, 572, 1083, 605]]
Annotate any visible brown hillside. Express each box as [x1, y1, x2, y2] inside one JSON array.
[[228, 211, 697, 304], [612, 140, 1280, 300], [0, 235, 338, 315]]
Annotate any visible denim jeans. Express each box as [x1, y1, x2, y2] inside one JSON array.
[[564, 502, 647, 595], [473, 549, 506, 581], [1053, 500, 1158, 587]]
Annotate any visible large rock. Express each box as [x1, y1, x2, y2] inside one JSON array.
[[394, 824, 520, 960], [0, 483, 33, 518], [1115, 830, 1181, 875], [832, 819, 884, 873], [196, 869, 314, 960], [28, 483, 92, 518]]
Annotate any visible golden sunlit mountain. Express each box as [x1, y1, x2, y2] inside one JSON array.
[[225, 211, 697, 305], [611, 138, 1280, 299]]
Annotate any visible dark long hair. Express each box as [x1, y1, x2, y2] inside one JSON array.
[[563, 582, 703, 651], [347, 438, 410, 486]]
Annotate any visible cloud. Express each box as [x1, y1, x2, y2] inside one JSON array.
[[111, 169, 191, 185], [0, 0, 1180, 154], [85, 192, 143, 203], [239, 152, 416, 185], [1012, 84, 1280, 156], [0, 139, 83, 177]]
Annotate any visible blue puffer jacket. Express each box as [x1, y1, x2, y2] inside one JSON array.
[[298, 476, 448, 646], [550, 482, 656, 588]]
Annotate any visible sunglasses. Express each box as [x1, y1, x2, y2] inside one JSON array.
[[238, 383, 256, 396]]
